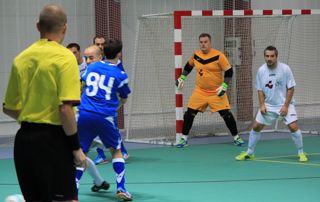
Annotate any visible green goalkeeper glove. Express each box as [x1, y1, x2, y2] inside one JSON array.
[[216, 82, 228, 97], [175, 75, 187, 90]]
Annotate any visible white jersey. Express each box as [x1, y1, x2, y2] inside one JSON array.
[[78, 57, 87, 75], [256, 62, 296, 109]]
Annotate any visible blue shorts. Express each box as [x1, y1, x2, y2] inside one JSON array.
[[78, 110, 122, 153]]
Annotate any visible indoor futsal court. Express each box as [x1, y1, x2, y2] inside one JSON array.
[[1, 0, 320, 202], [1, 132, 320, 202]]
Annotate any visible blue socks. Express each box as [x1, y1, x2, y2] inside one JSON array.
[[96, 147, 106, 159], [112, 158, 126, 191]]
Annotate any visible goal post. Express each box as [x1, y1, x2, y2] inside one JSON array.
[[126, 9, 320, 145]]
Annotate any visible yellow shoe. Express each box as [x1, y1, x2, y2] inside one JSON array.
[[298, 153, 308, 162], [235, 151, 254, 161]]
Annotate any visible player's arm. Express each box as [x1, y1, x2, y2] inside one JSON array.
[[59, 103, 78, 135], [284, 87, 294, 107], [117, 97, 127, 110], [257, 90, 267, 114], [117, 74, 131, 110], [3, 63, 21, 120], [59, 103, 86, 167], [280, 87, 294, 116], [58, 56, 86, 166], [175, 62, 194, 89], [216, 67, 233, 97]]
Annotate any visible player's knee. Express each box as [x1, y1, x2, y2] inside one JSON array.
[[184, 108, 198, 120], [218, 109, 232, 119], [252, 121, 264, 131], [288, 121, 299, 132]]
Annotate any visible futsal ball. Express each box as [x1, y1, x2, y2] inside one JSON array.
[[4, 194, 25, 202]]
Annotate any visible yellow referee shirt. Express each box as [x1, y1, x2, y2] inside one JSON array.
[[3, 38, 80, 125]]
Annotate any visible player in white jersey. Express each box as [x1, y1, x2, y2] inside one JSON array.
[[235, 46, 308, 162], [67, 43, 87, 75]]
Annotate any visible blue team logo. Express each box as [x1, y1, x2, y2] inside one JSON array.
[[265, 81, 273, 89]]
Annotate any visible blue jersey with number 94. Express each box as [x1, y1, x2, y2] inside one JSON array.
[[78, 61, 131, 117]]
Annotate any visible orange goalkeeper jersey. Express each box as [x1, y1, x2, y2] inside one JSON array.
[[188, 48, 231, 94]]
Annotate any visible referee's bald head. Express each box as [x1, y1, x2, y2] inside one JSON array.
[[37, 4, 67, 34]]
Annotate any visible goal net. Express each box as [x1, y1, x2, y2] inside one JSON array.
[[126, 9, 320, 145]]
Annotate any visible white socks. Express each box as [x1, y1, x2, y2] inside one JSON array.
[[86, 157, 104, 186], [291, 129, 304, 154], [247, 129, 261, 155]]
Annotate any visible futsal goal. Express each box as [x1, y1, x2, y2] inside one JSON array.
[[126, 9, 320, 145]]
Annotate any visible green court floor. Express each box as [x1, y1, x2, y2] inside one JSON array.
[[1, 135, 319, 202]]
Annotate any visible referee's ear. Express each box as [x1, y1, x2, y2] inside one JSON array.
[[36, 22, 41, 32]]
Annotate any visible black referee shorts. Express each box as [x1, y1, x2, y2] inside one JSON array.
[[14, 122, 77, 202]]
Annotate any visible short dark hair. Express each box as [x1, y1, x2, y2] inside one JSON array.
[[104, 39, 122, 59], [93, 36, 106, 44], [199, 33, 211, 41], [66, 43, 80, 51], [264, 46, 278, 56]]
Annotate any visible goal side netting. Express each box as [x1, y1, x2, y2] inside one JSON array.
[[126, 10, 320, 145]]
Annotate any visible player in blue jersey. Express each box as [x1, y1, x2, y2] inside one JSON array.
[[92, 36, 129, 165], [77, 39, 133, 201]]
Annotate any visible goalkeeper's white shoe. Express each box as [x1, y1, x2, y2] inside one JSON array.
[[233, 136, 245, 146]]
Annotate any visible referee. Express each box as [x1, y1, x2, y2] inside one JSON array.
[[2, 4, 86, 202]]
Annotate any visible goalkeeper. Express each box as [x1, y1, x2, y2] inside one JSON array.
[[175, 33, 244, 148]]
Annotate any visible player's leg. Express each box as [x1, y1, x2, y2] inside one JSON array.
[[120, 142, 130, 160], [110, 148, 132, 201], [209, 94, 244, 146], [51, 126, 79, 202], [14, 125, 41, 201], [114, 117, 129, 160], [235, 110, 273, 160], [177, 91, 206, 148], [235, 121, 263, 160], [284, 106, 307, 162], [99, 116, 132, 201], [94, 147, 108, 165], [87, 157, 110, 192], [217, 109, 245, 146], [176, 108, 199, 148], [90, 137, 108, 165], [77, 111, 109, 192]]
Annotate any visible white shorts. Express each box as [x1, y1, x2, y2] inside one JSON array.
[[255, 104, 298, 126]]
